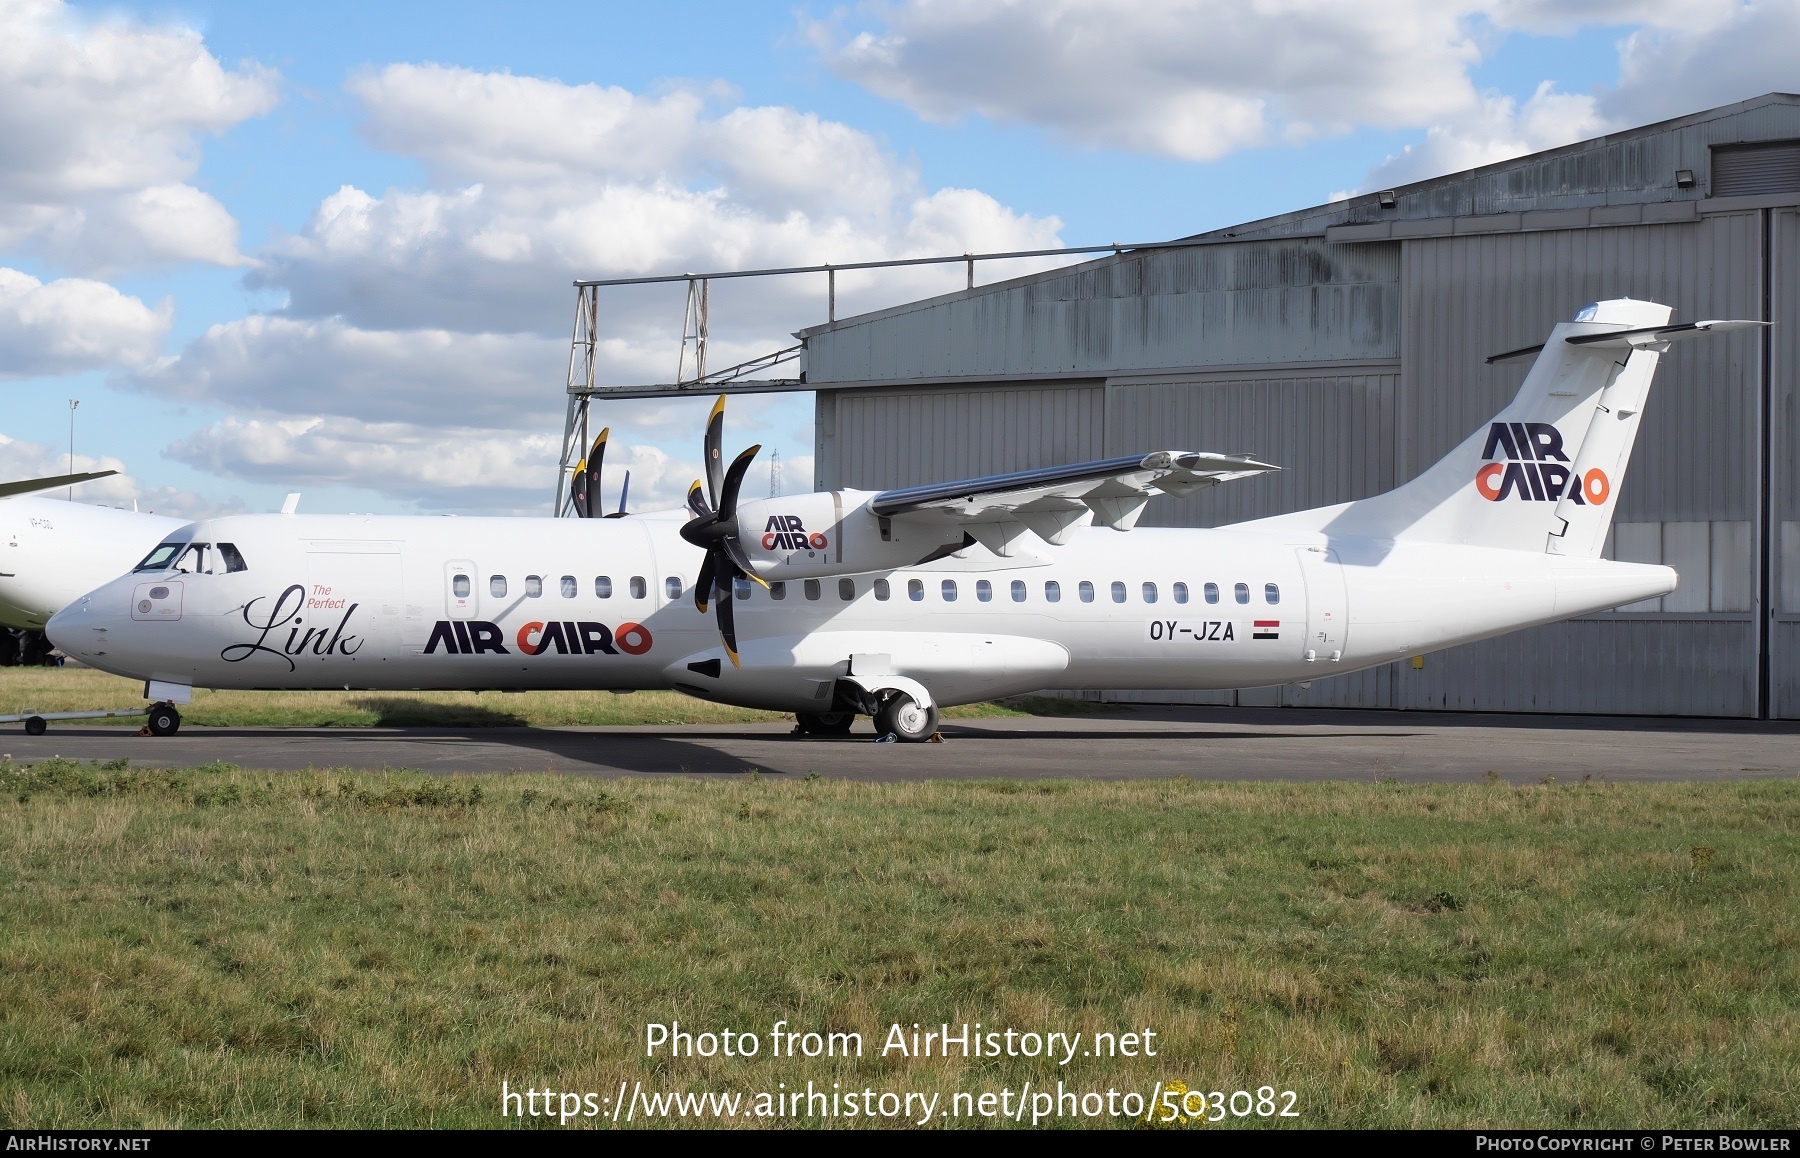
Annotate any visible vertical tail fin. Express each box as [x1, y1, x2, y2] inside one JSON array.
[[1246, 299, 1765, 556]]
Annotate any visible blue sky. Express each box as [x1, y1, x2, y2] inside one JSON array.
[[2, 0, 1790, 517]]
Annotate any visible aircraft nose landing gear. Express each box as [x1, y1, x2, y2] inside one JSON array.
[[146, 703, 181, 736]]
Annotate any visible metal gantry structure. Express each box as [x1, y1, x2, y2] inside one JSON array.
[[553, 238, 1220, 514]]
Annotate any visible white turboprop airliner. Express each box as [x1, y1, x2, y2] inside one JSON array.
[[48, 299, 1763, 740], [0, 473, 182, 631]]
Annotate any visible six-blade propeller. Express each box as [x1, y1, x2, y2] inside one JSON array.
[[680, 394, 764, 667]]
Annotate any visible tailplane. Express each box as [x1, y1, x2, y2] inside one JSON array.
[[1242, 299, 1764, 556]]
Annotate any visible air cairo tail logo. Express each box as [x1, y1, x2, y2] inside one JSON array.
[[763, 514, 828, 552], [1476, 422, 1609, 505]]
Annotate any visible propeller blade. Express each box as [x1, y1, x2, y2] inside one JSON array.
[[603, 470, 630, 518], [717, 443, 762, 520], [704, 394, 726, 510], [715, 578, 741, 669], [569, 458, 588, 518], [584, 428, 608, 517], [721, 535, 768, 586], [686, 479, 712, 521], [694, 550, 716, 614]]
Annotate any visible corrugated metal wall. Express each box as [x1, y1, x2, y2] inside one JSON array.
[[826, 383, 1106, 490], [806, 240, 1399, 384], [1103, 368, 1397, 527]]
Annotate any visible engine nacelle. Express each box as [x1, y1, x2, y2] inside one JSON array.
[[733, 491, 965, 579]]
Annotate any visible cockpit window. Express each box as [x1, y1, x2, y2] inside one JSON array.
[[217, 543, 248, 573], [174, 543, 209, 573], [133, 540, 189, 572]]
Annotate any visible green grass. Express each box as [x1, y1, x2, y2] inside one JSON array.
[[2, 667, 1100, 728], [2, 759, 1796, 1128]]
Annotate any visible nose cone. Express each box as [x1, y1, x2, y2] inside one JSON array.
[[44, 599, 82, 651]]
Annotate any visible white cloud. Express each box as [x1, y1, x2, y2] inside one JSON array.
[[0, 267, 170, 377], [248, 65, 1062, 339], [0, 0, 276, 271], [0, 430, 244, 519], [1603, 2, 1800, 127], [166, 415, 705, 516], [129, 63, 1066, 513], [808, 1, 1759, 175], [1358, 82, 1609, 191], [134, 315, 568, 430]]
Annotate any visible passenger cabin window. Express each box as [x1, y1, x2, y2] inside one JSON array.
[[560, 575, 577, 598], [1078, 581, 1095, 603], [1111, 581, 1126, 604], [1234, 582, 1250, 605], [976, 579, 992, 602], [452, 574, 471, 598], [769, 581, 787, 600], [666, 576, 682, 600], [490, 575, 507, 598], [735, 577, 752, 600], [1010, 580, 1027, 602], [942, 579, 957, 602], [134, 540, 188, 572], [1143, 582, 1158, 604], [1265, 583, 1281, 604], [525, 575, 543, 598], [1204, 582, 1220, 605], [595, 575, 612, 598], [804, 579, 821, 600], [629, 576, 647, 599], [1044, 580, 1061, 603], [1173, 581, 1189, 604], [217, 543, 249, 573], [839, 578, 856, 600], [907, 579, 924, 601], [874, 579, 891, 601]]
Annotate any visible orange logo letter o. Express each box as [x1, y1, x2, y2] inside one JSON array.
[[615, 621, 653, 655], [1583, 468, 1610, 505]]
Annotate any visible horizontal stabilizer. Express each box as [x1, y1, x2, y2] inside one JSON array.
[[1490, 319, 1767, 363], [0, 469, 118, 500]]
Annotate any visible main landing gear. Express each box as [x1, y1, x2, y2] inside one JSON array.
[[795, 692, 940, 743], [794, 710, 856, 737]]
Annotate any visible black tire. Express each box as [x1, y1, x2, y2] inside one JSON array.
[[873, 693, 939, 743], [24, 716, 46, 736], [147, 704, 181, 737], [795, 710, 856, 737]]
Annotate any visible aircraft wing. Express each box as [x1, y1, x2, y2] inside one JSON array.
[[868, 451, 1278, 549], [0, 470, 118, 500]]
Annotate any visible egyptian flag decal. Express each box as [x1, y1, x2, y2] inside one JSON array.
[[1253, 620, 1281, 640]]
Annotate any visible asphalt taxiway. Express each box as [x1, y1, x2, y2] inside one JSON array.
[[5, 705, 1799, 782]]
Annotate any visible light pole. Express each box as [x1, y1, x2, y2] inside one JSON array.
[[68, 399, 78, 500]]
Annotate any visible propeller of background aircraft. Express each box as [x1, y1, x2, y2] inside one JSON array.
[[681, 395, 765, 667], [568, 428, 629, 518]]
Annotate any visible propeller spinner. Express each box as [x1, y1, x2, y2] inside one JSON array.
[[680, 394, 765, 667]]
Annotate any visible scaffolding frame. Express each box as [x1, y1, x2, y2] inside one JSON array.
[[554, 237, 1221, 514]]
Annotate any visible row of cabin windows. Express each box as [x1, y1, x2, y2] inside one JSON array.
[[730, 577, 1281, 605], [452, 574, 661, 600], [455, 572, 1281, 608]]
